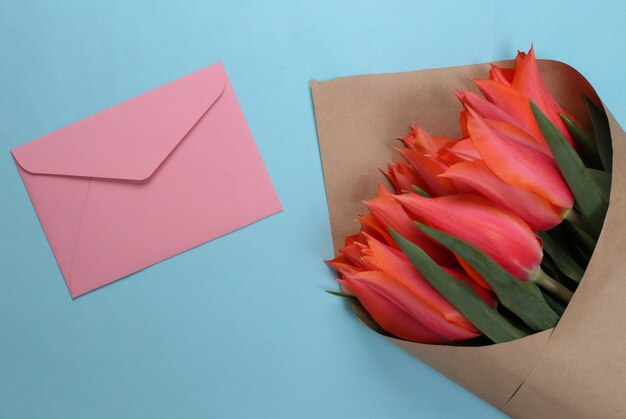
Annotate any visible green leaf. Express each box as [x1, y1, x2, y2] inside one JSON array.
[[585, 97, 613, 172], [564, 219, 596, 258], [325, 289, 358, 301], [541, 290, 566, 316], [537, 231, 584, 283], [587, 168, 612, 202], [390, 228, 528, 343], [531, 101, 608, 238], [540, 253, 570, 285], [415, 223, 560, 331], [412, 185, 432, 197], [560, 113, 603, 169]]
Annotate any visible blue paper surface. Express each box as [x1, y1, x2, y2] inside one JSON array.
[[1, 1, 625, 418]]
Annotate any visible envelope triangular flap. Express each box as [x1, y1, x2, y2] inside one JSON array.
[[11, 62, 227, 181]]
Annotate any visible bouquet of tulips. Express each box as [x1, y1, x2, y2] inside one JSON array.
[[312, 47, 626, 417], [325, 47, 611, 345]]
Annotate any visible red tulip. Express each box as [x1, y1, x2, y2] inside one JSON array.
[[488, 63, 513, 86], [441, 160, 564, 231], [435, 138, 481, 165], [456, 90, 521, 130], [360, 235, 494, 323], [472, 46, 576, 148], [339, 274, 455, 343], [485, 118, 551, 157], [395, 193, 543, 281], [401, 124, 451, 154], [466, 109, 574, 210], [359, 213, 395, 246], [329, 234, 493, 343], [397, 148, 458, 196], [332, 236, 367, 273], [364, 185, 456, 266], [382, 160, 427, 194], [472, 79, 543, 137], [507, 47, 573, 140]]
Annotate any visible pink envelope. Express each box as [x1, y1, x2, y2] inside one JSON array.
[[11, 62, 282, 297]]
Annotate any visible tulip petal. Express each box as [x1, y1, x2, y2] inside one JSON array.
[[352, 300, 396, 337], [363, 235, 477, 330], [398, 148, 458, 196], [436, 138, 480, 165], [402, 125, 450, 154], [459, 110, 470, 138], [390, 229, 528, 343], [364, 192, 456, 266], [446, 138, 481, 161], [395, 193, 543, 279], [441, 160, 564, 230], [485, 118, 551, 156], [513, 50, 525, 74], [455, 256, 491, 290], [326, 254, 363, 276], [359, 213, 395, 246], [467, 110, 574, 209], [413, 223, 560, 332], [339, 277, 452, 343], [456, 90, 523, 130], [338, 242, 367, 270], [489, 64, 512, 86], [382, 160, 428, 193], [345, 233, 365, 246], [511, 47, 574, 144], [376, 183, 394, 197], [472, 78, 545, 140], [341, 271, 480, 341]]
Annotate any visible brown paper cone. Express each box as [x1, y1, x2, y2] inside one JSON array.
[[311, 60, 626, 418]]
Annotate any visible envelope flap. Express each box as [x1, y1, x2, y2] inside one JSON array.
[[12, 62, 226, 181]]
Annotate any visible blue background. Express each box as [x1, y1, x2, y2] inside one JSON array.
[[1, 1, 625, 418]]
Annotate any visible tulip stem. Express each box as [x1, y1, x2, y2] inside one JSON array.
[[530, 269, 573, 304]]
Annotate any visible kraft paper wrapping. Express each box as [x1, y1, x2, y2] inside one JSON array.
[[311, 60, 626, 418]]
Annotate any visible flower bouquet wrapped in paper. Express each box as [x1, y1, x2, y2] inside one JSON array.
[[311, 47, 625, 418]]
